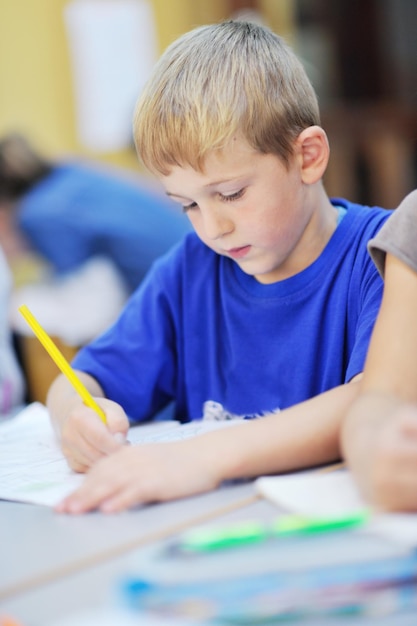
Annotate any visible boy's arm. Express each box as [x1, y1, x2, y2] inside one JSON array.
[[342, 253, 417, 511], [217, 379, 360, 479], [56, 380, 360, 514], [47, 371, 130, 473]]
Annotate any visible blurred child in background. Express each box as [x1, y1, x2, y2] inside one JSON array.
[[0, 133, 190, 293]]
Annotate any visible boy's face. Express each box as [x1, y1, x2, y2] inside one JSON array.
[[159, 137, 322, 283]]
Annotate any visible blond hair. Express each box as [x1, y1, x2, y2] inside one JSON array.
[[134, 20, 320, 175]]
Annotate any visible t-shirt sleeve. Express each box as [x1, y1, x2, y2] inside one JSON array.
[[72, 259, 178, 422], [367, 190, 417, 277]]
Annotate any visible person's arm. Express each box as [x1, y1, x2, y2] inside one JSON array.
[[342, 253, 417, 511], [47, 371, 130, 473], [56, 380, 360, 514]]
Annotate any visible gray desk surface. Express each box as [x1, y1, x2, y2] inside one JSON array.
[[0, 495, 266, 625], [0, 481, 258, 603], [2, 487, 417, 626]]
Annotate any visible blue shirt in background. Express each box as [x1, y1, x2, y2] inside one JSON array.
[[18, 162, 191, 292]]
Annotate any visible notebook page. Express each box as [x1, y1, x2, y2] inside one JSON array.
[[0, 403, 238, 507]]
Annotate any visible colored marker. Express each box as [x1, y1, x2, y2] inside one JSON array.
[[18, 304, 107, 424], [176, 512, 369, 553]]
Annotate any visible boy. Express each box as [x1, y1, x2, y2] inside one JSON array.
[[49, 20, 390, 513], [342, 190, 417, 511]]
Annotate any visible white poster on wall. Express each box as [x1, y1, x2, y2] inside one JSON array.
[[64, 0, 157, 152]]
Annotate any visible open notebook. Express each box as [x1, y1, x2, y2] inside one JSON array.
[[0, 402, 237, 507]]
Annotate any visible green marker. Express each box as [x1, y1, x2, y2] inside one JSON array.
[[178, 511, 369, 553], [179, 520, 269, 552], [271, 512, 369, 536]]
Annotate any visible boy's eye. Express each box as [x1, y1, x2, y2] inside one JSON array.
[[220, 189, 245, 202], [181, 188, 245, 212], [182, 201, 198, 213]]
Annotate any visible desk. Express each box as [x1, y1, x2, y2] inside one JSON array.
[[0, 482, 257, 603], [1, 484, 417, 626]]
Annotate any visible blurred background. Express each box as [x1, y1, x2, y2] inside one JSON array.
[[0, 0, 416, 407], [0, 0, 416, 208]]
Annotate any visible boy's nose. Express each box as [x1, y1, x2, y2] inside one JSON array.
[[201, 207, 233, 240]]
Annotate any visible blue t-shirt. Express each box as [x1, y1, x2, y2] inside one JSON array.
[[73, 199, 390, 423], [18, 162, 191, 291]]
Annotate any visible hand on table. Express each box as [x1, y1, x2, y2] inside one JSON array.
[[56, 439, 220, 513], [55, 436, 221, 513]]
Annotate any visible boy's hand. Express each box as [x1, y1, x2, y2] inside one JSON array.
[[59, 398, 130, 473], [55, 438, 221, 513]]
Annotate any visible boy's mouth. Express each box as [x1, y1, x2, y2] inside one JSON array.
[[226, 245, 251, 259]]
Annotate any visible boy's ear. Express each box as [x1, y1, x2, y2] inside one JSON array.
[[295, 126, 329, 184]]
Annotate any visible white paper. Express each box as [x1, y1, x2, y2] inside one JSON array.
[[64, 0, 157, 152], [256, 470, 417, 548], [0, 403, 239, 507], [256, 470, 367, 517]]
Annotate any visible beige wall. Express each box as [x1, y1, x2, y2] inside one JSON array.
[[152, 0, 227, 49], [0, 0, 76, 157], [0, 0, 295, 169]]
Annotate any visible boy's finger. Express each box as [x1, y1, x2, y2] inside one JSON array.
[[56, 482, 111, 514]]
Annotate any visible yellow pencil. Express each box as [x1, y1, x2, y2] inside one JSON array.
[[18, 304, 107, 424]]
